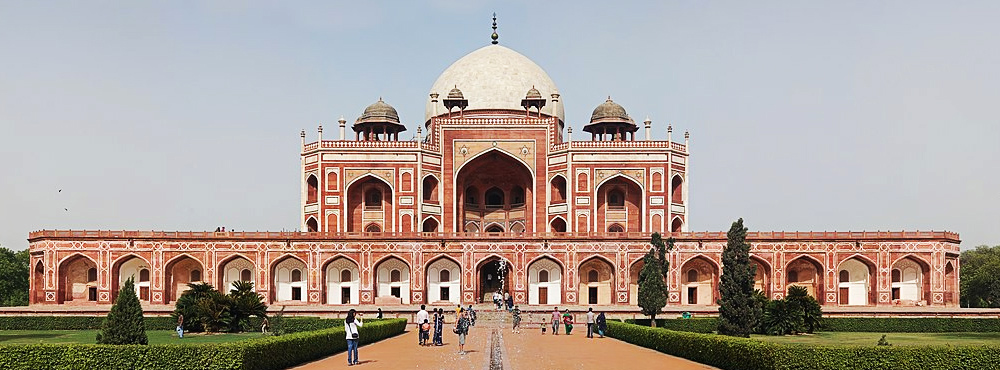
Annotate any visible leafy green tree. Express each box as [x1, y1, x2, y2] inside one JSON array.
[[0, 247, 29, 307], [97, 277, 148, 345], [752, 289, 770, 334], [961, 245, 1000, 308], [786, 285, 822, 333], [717, 218, 760, 337], [637, 249, 667, 327], [227, 281, 267, 332]]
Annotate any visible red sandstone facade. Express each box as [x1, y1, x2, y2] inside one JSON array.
[[27, 39, 961, 310]]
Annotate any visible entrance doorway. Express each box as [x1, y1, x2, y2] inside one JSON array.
[[440, 286, 450, 301], [588, 287, 598, 304], [687, 287, 697, 304], [341, 287, 351, 303], [478, 258, 513, 303], [539, 287, 548, 305]]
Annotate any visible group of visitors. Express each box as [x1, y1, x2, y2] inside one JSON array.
[[543, 307, 607, 338], [414, 304, 476, 355], [491, 290, 515, 311]]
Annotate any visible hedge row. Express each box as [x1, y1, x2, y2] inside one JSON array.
[[0, 318, 406, 370], [606, 321, 1000, 370], [0, 316, 343, 333], [625, 317, 1000, 333]]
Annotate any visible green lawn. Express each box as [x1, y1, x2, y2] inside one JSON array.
[[753, 332, 1000, 346], [0, 330, 263, 345]]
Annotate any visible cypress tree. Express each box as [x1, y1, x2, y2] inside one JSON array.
[[650, 233, 674, 280], [97, 277, 148, 345], [637, 249, 667, 327], [717, 218, 760, 337]]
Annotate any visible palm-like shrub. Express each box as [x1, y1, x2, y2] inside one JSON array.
[[762, 298, 804, 335], [786, 285, 822, 333], [172, 282, 217, 332], [228, 281, 267, 332]]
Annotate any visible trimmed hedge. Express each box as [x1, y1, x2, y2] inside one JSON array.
[[0, 318, 406, 370], [625, 317, 1000, 333], [0, 316, 343, 333], [607, 321, 1000, 370], [624, 318, 717, 333]]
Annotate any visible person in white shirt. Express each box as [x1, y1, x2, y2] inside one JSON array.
[[345, 309, 363, 366], [586, 307, 596, 338], [415, 304, 430, 346]]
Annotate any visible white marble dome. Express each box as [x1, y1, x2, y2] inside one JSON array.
[[426, 44, 564, 122]]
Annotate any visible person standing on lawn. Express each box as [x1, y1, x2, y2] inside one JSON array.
[[176, 314, 184, 339], [345, 309, 363, 366]]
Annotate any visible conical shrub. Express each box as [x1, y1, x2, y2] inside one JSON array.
[[97, 277, 148, 345]]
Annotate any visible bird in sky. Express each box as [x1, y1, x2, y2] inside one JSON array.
[[64, 208, 68, 211], [58, 189, 62, 192]]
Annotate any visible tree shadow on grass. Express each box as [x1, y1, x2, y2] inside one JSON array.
[[0, 333, 64, 342]]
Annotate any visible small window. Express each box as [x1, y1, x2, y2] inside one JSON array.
[[839, 270, 849, 283], [687, 269, 698, 283], [465, 186, 478, 206], [390, 269, 401, 283], [139, 269, 150, 282], [485, 225, 504, 233], [190, 270, 201, 282], [341, 269, 352, 282], [291, 269, 302, 282], [511, 186, 525, 206], [440, 269, 450, 282], [587, 270, 599, 283], [608, 189, 625, 209], [538, 269, 550, 283], [485, 187, 504, 208], [365, 223, 382, 233], [307, 175, 319, 204], [87, 268, 97, 283], [608, 224, 625, 233], [365, 188, 383, 210], [241, 269, 252, 282], [787, 270, 798, 283], [891, 269, 901, 283]]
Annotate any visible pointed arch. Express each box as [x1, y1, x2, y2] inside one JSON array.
[[749, 254, 771, 297], [671, 174, 684, 204], [163, 253, 204, 303], [346, 174, 394, 233], [306, 174, 319, 204], [218, 253, 257, 293], [111, 254, 151, 303], [528, 255, 564, 305], [454, 148, 535, 233], [374, 255, 411, 304], [550, 174, 568, 204], [596, 174, 644, 233], [785, 254, 825, 302], [680, 254, 719, 305], [890, 254, 931, 305], [578, 255, 616, 305], [837, 256, 875, 306], [550, 216, 567, 233], [305, 216, 319, 232], [322, 255, 360, 305], [671, 216, 683, 233], [271, 254, 307, 303], [425, 254, 462, 305], [422, 174, 440, 203], [421, 216, 440, 233], [57, 253, 99, 304]]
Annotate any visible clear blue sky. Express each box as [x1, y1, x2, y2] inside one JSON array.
[[1, 1, 997, 251]]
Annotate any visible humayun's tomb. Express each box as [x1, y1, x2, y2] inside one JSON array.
[[26, 23, 961, 313]]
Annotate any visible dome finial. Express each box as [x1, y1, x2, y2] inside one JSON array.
[[491, 13, 499, 45]]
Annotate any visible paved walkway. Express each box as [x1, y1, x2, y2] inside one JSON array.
[[290, 317, 715, 370]]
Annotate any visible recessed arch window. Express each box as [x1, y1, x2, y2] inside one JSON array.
[[511, 186, 525, 206], [87, 268, 97, 283], [671, 175, 683, 204], [788, 270, 798, 283], [190, 270, 201, 282], [341, 269, 352, 282], [440, 269, 450, 282], [539, 269, 550, 283], [465, 186, 479, 207], [365, 188, 382, 210], [485, 187, 504, 208], [588, 269, 599, 283], [891, 269, 901, 283], [291, 269, 302, 282], [307, 175, 319, 204], [839, 270, 849, 283], [687, 269, 698, 283], [485, 225, 504, 233], [139, 269, 150, 282], [608, 224, 625, 233], [390, 269, 401, 283], [240, 269, 252, 282], [608, 189, 625, 209], [365, 223, 382, 233]]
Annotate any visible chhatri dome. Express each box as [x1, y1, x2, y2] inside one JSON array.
[[425, 44, 564, 122]]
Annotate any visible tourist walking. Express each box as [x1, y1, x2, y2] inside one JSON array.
[[433, 308, 444, 346], [377, 307, 383, 319], [176, 313, 184, 339], [467, 305, 477, 326], [586, 307, 596, 338], [596, 311, 607, 338], [505, 292, 514, 312], [345, 309, 363, 366], [562, 309, 574, 335], [455, 308, 471, 355], [493, 290, 502, 310], [503, 291, 511, 311], [512, 305, 521, 333], [261, 316, 269, 334], [416, 304, 430, 345], [550, 307, 561, 335]]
